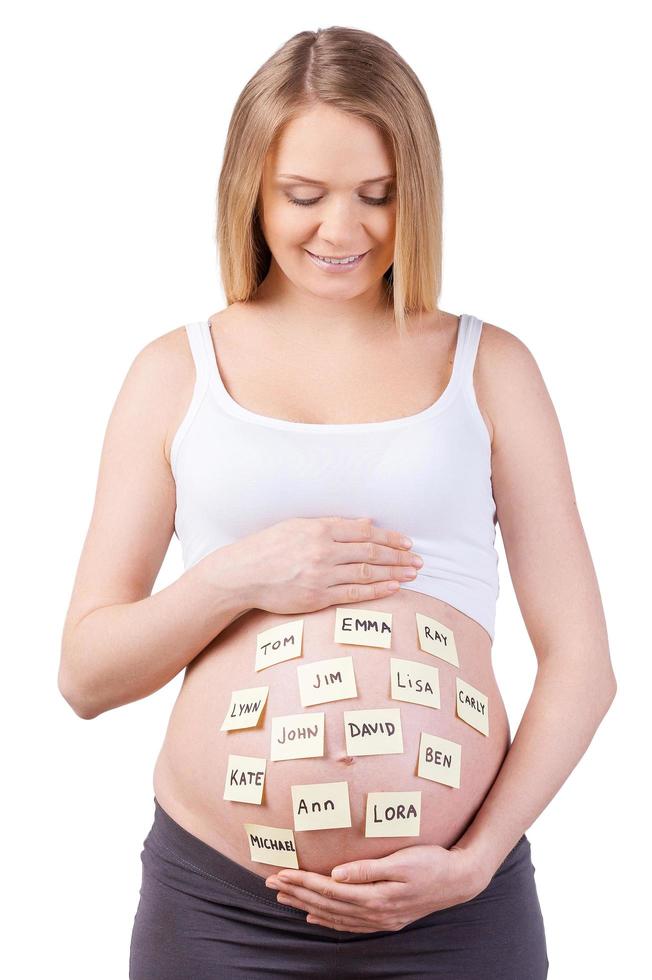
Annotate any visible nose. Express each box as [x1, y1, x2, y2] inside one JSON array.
[[316, 196, 364, 245]]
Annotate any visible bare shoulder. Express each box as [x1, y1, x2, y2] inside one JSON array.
[[129, 324, 202, 466], [474, 319, 552, 450], [125, 323, 192, 396], [136, 323, 192, 380]]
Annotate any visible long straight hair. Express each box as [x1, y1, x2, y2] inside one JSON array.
[[217, 26, 443, 336]]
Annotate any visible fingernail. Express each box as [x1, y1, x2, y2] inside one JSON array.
[[401, 536, 413, 548]]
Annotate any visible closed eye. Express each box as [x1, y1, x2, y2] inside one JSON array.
[[288, 195, 391, 207]]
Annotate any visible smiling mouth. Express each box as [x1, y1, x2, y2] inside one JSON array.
[[305, 249, 370, 266]]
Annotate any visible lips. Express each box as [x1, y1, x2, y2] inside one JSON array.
[[307, 250, 367, 261], [305, 249, 370, 270]]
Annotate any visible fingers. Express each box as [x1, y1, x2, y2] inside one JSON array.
[[306, 914, 380, 933], [275, 882, 371, 921], [334, 540, 423, 568], [330, 562, 419, 586], [326, 580, 402, 603], [273, 869, 379, 909], [266, 861, 402, 934], [326, 560, 420, 604], [277, 890, 392, 933], [327, 517, 413, 552]]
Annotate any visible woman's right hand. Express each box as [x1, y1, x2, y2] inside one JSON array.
[[227, 516, 423, 614]]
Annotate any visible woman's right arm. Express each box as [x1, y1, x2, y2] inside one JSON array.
[[58, 329, 256, 720]]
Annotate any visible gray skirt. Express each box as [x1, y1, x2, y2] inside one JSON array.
[[129, 797, 548, 979]]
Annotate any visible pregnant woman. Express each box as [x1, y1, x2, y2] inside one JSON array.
[[58, 26, 616, 980]]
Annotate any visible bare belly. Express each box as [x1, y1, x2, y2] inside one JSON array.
[[153, 588, 511, 879]]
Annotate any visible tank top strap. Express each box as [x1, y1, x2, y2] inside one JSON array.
[[183, 320, 214, 387], [455, 314, 484, 396], [169, 321, 212, 477]]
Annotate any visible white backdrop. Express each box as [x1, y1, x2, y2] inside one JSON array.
[[2, 1, 648, 977]]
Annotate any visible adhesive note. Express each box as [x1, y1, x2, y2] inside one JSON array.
[[255, 620, 304, 672], [343, 708, 403, 756], [223, 754, 267, 804], [334, 607, 393, 649], [365, 791, 421, 837], [244, 822, 299, 869], [220, 686, 269, 732], [456, 676, 489, 735], [417, 732, 462, 788], [270, 712, 325, 761], [390, 657, 440, 709], [297, 656, 357, 707], [415, 613, 459, 667], [291, 780, 352, 831]]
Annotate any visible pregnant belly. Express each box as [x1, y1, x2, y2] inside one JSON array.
[[153, 588, 511, 879]]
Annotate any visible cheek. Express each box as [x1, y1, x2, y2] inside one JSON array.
[[372, 214, 396, 260], [360, 207, 395, 254], [380, 208, 396, 242], [265, 207, 313, 249]]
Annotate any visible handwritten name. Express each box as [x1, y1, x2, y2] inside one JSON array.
[[249, 834, 296, 852], [458, 689, 487, 715], [259, 634, 296, 658], [373, 802, 418, 823], [276, 722, 320, 744], [346, 720, 396, 738], [229, 768, 264, 787], [230, 698, 263, 718], [340, 616, 392, 636]]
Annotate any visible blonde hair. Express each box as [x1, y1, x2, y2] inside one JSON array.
[[216, 26, 443, 336]]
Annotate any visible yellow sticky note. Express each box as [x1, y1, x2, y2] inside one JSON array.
[[220, 686, 269, 732], [390, 657, 440, 709], [343, 708, 403, 756], [415, 613, 459, 667], [417, 732, 462, 788], [365, 791, 421, 837], [456, 676, 489, 735], [270, 712, 325, 761], [223, 754, 267, 804], [291, 780, 352, 831], [334, 607, 393, 649], [297, 656, 358, 707], [255, 620, 304, 672], [243, 822, 299, 869]]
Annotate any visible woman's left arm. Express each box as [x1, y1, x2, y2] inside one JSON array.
[[265, 324, 617, 931], [446, 323, 617, 875]]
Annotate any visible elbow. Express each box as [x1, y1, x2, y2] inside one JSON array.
[[603, 673, 618, 708], [58, 680, 100, 720], [601, 653, 618, 705], [57, 664, 103, 720], [595, 666, 618, 714]]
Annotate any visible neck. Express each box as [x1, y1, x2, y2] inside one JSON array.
[[252, 262, 396, 346]]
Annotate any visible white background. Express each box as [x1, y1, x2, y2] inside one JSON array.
[[2, 2, 649, 977]]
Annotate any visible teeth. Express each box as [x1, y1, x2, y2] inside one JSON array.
[[315, 253, 361, 264]]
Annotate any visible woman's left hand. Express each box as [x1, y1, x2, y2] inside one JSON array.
[[264, 843, 490, 933]]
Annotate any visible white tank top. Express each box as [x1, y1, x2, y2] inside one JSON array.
[[171, 315, 500, 641]]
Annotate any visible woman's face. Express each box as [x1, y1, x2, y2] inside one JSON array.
[[257, 104, 396, 301]]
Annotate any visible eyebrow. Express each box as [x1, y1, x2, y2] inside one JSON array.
[[277, 173, 395, 186]]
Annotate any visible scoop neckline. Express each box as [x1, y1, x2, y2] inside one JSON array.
[[201, 313, 468, 432]]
